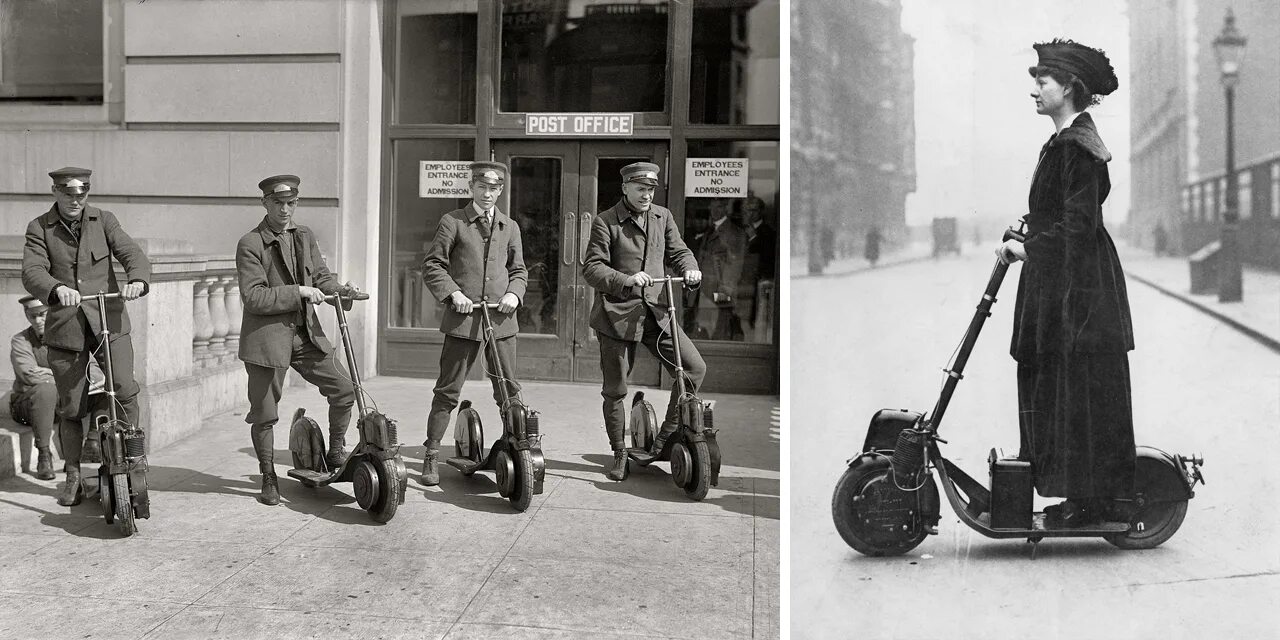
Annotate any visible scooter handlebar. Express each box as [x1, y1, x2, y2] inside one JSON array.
[[322, 291, 371, 303], [468, 302, 501, 311], [642, 276, 686, 286]]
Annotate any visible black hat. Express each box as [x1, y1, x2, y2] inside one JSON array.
[[1031, 39, 1119, 96], [621, 162, 660, 186], [469, 162, 508, 186], [258, 175, 300, 198], [49, 167, 92, 195], [18, 295, 48, 314]]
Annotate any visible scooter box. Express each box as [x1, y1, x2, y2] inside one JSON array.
[[988, 449, 1032, 529]]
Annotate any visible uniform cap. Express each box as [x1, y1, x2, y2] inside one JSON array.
[[258, 175, 301, 198], [621, 162, 660, 186], [18, 295, 48, 314], [49, 167, 92, 195], [470, 161, 508, 186]]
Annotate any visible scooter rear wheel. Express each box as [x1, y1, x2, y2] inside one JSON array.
[[112, 473, 136, 537], [1104, 499, 1187, 550], [509, 449, 535, 512], [831, 456, 933, 556]]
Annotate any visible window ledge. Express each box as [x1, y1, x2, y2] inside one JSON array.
[[0, 104, 118, 130]]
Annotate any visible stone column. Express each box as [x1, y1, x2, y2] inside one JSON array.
[[207, 276, 229, 360], [192, 278, 213, 366], [224, 277, 242, 361]]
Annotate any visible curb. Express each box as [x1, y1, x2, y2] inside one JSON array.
[[1127, 272, 1280, 355], [793, 253, 936, 280]]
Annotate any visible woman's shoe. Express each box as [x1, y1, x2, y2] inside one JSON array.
[[1045, 499, 1101, 528]]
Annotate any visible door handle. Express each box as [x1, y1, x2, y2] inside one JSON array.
[[563, 212, 576, 266], [578, 211, 592, 265]]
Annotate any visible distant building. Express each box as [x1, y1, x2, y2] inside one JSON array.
[[1129, 0, 1280, 269], [791, 0, 916, 273]]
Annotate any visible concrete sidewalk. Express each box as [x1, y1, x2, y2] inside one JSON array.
[[1118, 242, 1280, 352], [790, 240, 935, 278], [0, 378, 779, 640]]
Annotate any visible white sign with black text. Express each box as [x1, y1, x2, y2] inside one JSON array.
[[685, 158, 749, 197], [419, 161, 472, 198], [525, 112, 634, 136]]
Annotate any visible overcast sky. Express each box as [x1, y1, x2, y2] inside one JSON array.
[[899, 0, 1131, 228]]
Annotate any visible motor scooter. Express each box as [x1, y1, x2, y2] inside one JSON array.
[[624, 276, 722, 501], [287, 291, 408, 523], [831, 222, 1206, 556], [445, 302, 545, 512], [78, 292, 150, 537]]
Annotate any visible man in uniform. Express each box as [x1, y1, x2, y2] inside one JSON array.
[[582, 162, 704, 481], [698, 198, 746, 341], [21, 167, 150, 506], [236, 175, 359, 505], [420, 161, 527, 486], [10, 296, 58, 480]]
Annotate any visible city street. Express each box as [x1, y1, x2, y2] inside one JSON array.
[[791, 248, 1280, 639], [0, 379, 778, 640]]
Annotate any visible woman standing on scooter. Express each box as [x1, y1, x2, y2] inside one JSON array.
[[996, 39, 1135, 527]]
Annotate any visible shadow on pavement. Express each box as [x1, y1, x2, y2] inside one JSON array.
[[551, 454, 778, 520]]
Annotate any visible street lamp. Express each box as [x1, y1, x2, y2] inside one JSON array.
[[1213, 8, 1246, 302]]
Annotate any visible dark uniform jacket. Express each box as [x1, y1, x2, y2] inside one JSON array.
[[582, 200, 699, 342], [236, 219, 345, 369], [1011, 111, 1134, 360], [10, 327, 52, 396], [421, 205, 528, 340], [21, 205, 151, 352]]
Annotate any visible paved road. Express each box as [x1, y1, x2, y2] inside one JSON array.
[[791, 251, 1280, 639]]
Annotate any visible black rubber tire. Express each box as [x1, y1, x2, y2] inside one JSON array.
[[683, 441, 711, 501], [1105, 499, 1188, 550], [99, 467, 113, 524], [509, 449, 535, 512], [368, 458, 401, 524], [831, 457, 929, 557], [112, 473, 136, 537], [459, 411, 484, 477]]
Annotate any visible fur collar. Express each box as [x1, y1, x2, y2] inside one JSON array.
[[1053, 111, 1111, 163]]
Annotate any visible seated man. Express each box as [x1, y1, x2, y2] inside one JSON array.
[[9, 295, 57, 480]]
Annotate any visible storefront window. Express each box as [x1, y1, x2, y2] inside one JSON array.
[[682, 140, 778, 344], [689, 0, 779, 125], [0, 0, 102, 102], [396, 0, 477, 124], [390, 139, 477, 329], [507, 156, 562, 336], [500, 0, 669, 113]]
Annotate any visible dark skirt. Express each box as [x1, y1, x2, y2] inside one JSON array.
[[1017, 352, 1136, 499]]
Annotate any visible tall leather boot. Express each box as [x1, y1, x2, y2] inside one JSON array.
[[421, 449, 440, 486], [57, 464, 83, 506], [82, 426, 102, 464], [607, 449, 628, 481], [326, 428, 348, 469], [650, 420, 679, 456], [34, 447, 55, 481], [258, 470, 280, 506]]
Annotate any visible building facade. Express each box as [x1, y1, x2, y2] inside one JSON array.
[[1129, 0, 1280, 269], [0, 0, 780, 397], [791, 0, 915, 274]]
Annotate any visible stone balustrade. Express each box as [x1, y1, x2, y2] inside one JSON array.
[[0, 237, 247, 456]]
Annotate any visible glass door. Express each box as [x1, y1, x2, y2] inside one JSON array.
[[494, 140, 668, 384]]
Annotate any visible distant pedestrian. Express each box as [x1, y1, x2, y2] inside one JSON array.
[[996, 38, 1135, 527], [864, 226, 882, 266], [1153, 221, 1168, 256]]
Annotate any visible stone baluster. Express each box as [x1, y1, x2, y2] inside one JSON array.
[[192, 278, 213, 366], [207, 275, 229, 360], [224, 276, 242, 360]]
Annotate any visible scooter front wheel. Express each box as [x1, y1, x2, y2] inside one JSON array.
[[681, 441, 711, 501], [112, 473, 136, 537], [831, 456, 934, 557], [1105, 499, 1187, 550], [367, 458, 402, 524], [509, 449, 535, 512]]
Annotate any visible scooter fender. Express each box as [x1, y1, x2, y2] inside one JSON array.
[[861, 409, 924, 453], [1135, 446, 1198, 501]]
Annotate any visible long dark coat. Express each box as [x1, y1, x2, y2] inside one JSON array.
[[421, 205, 528, 341], [236, 220, 345, 369], [21, 205, 151, 352], [1010, 111, 1136, 499], [582, 201, 699, 342]]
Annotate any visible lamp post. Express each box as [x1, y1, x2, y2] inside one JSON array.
[[1213, 8, 1246, 302]]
